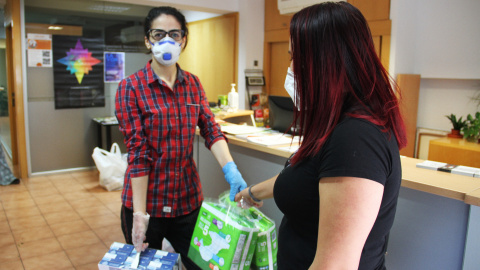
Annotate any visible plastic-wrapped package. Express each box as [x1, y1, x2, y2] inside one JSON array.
[[248, 207, 278, 270], [98, 242, 181, 270], [218, 192, 278, 270], [188, 195, 259, 270]]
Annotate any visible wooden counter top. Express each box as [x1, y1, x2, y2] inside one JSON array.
[[400, 157, 480, 203], [465, 188, 480, 206], [224, 134, 296, 158], [224, 132, 480, 206], [215, 110, 254, 120], [198, 121, 480, 206]]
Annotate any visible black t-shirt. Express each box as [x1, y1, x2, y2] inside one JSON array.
[[273, 117, 401, 270]]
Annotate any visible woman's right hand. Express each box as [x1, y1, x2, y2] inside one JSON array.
[[132, 212, 150, 252], [130, 176, 150, 252]]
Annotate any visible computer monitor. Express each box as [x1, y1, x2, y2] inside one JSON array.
[[268, 95, 295, 134]]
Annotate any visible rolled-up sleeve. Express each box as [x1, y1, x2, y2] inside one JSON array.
[[115, 78, 151, 177], [196, 80, 227, 149]]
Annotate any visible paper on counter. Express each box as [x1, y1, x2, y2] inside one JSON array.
[[415, 160, 447, 171], [451, 166, 480, 177], [221, 124, 270, 135], [247, 134, 296, 146], [276, 144, 300, 153]]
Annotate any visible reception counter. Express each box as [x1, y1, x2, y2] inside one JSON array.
[[194, 129, 480, 270]]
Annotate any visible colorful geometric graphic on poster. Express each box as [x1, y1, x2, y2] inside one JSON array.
[[27, 33, 53, 67], [53, 36, 104, 109], [104, 52, 125, 83]]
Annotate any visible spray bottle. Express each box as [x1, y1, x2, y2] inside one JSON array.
[[228, 83, 239, 112]]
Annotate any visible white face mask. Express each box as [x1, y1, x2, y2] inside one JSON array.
[[284, 67, 300, 108], [150, 37, 182, 66]]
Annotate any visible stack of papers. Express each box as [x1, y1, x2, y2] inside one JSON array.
[[451, 166, 480, 177], [247, 134, 298, 146], [416, 160, 447, 171], [416, 160, 480, 178], [220, 124, 270, 135]]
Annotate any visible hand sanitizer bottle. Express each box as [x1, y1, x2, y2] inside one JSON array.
[[228, 83, 239, 112]]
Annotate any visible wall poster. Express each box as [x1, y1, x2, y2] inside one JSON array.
[[27, 33, 53, 67], [104, 52, 125, 83], [53, 36, 104, 109]]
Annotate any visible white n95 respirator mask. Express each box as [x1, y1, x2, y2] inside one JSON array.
[[284, 67, 300, 108], [150, 37, 182, 66]]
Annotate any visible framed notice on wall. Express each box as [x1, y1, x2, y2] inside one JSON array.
[[104, 52, 125, 83], [53, 35, 104, 109], [27, 33, 53, 67]]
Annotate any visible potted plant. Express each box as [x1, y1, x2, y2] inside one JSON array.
[[472, 90, 480, 109], [445, 114, 466, 138], [461, 112, 480, 143]]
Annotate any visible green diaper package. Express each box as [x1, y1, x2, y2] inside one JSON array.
[[218, 192, 278, 270], [248, 207, 278, 270], [188, 200, 259, 270]]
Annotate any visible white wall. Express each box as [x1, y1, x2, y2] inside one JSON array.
[[182, 10, 222, 22], [237, 0, 265, 110], [390, 0, 480, 132]]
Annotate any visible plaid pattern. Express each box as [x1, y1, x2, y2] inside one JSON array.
[[115, 61, 226, 217]]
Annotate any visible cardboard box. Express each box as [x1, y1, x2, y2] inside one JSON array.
[[188, 201, 259, 270], [98, 242, 181, 270]]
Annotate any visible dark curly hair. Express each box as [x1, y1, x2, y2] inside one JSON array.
[[144, 6, 188, 49]]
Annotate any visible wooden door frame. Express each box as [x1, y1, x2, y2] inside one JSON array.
[[5, 26, 17, 163], [5, 0, 28, 178]]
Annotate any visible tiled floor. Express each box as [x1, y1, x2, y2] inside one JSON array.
[[0, 170, 125, 270]]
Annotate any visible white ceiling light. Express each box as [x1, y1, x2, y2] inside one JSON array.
[[88, 4, 130, 13]]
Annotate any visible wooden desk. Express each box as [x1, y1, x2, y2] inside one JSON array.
[[215, 110, 255, 126], [428, 137, 480, 168]]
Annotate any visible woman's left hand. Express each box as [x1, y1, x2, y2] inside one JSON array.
[[234, 187, 263, 208]]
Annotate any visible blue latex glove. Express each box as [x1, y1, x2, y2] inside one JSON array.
[[222, 161, 247, 201]]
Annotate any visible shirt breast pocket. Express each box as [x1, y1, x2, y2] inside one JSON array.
[[185, 103, 200, 129]]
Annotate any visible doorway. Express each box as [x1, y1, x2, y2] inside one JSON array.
[[0, 7, 18, 175]]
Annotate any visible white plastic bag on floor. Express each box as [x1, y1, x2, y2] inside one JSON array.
[[92, 143, 127, 191]]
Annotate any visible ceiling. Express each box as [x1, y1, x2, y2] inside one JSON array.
[[23, 0, 223, 23]]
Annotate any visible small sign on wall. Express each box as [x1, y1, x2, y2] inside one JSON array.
[[104, 52, 125, 83], [27, 33, 53, 67]]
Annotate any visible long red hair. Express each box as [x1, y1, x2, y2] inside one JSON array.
[[289, 2, 407, 164]]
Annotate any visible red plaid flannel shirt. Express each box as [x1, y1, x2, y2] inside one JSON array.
[[115, 61, 226, 217]]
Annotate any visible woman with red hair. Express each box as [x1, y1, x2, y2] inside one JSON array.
[[236, 2, 406, 269]]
